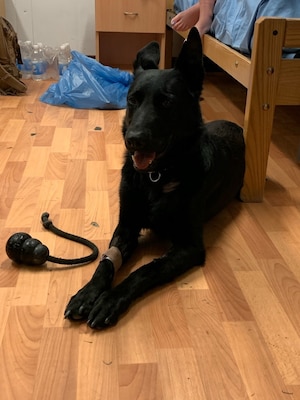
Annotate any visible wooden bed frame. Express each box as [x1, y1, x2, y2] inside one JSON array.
[[166, 10, 300, 202]]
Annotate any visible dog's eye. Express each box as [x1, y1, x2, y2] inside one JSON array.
[[161, 94, 174, 109], [127, 95, 139, 108]]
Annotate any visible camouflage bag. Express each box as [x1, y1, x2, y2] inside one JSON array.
[[0, 17, 27, 95]]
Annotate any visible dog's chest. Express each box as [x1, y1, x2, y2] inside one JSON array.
[[142, 179, 183, 230]]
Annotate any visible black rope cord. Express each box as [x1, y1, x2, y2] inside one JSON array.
[[41, 212, 99, 265], [6, 212, 99, 267]]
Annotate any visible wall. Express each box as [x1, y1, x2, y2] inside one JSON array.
[[5, 0, 96, 55]]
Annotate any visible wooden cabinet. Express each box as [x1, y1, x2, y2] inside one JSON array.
[[95, 0, 168, 69]]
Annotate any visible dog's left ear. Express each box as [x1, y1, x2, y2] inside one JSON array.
[[175, 27, 204, 97], [133, 41, 160, 74]]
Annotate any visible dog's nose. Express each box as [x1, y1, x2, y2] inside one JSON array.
[[125, 132, 145, 151]]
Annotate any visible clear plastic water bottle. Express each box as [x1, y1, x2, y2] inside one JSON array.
[[43, 45, 59, 80], [37, 43, 48, 77], [58, 43, 72, 75], [32, 44, 46, 81], [18, 40, 33, 79]]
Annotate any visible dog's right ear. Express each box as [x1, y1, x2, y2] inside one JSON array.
[[133, 41, 160, 74]]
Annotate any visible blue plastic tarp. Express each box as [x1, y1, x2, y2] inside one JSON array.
[[40, 51, 134, 109]]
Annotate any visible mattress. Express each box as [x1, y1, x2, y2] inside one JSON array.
[[173, 0, 300, 57]]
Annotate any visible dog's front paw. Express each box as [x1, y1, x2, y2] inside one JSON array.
[[64, 258, 115, 321], [87, 290, 130, 329], [64, 282, 104, 321]]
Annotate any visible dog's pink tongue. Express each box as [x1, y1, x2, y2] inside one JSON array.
[[132, 151, 156, 170]]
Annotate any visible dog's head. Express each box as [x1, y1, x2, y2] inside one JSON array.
[[123, 28, 205, 172]]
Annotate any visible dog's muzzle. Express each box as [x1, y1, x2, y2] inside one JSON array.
[[131, 150, 156, 171], [125, 134, 157, 171]]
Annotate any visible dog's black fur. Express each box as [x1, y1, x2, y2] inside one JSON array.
[[64, 28, 245, 329]]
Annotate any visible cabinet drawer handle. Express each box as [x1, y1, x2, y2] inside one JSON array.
[[124, 12, 139, 16]]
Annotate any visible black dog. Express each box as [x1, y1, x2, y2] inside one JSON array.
[[64, 28, 245, 329]]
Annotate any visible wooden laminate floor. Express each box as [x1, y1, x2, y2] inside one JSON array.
[[0, 72, 300, 400]]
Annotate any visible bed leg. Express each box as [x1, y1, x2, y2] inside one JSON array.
[[240, 18, 286, 202], [240, 101, 276, 202]]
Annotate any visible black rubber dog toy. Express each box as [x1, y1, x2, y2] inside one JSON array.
[[6, 212, 99, 266]]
